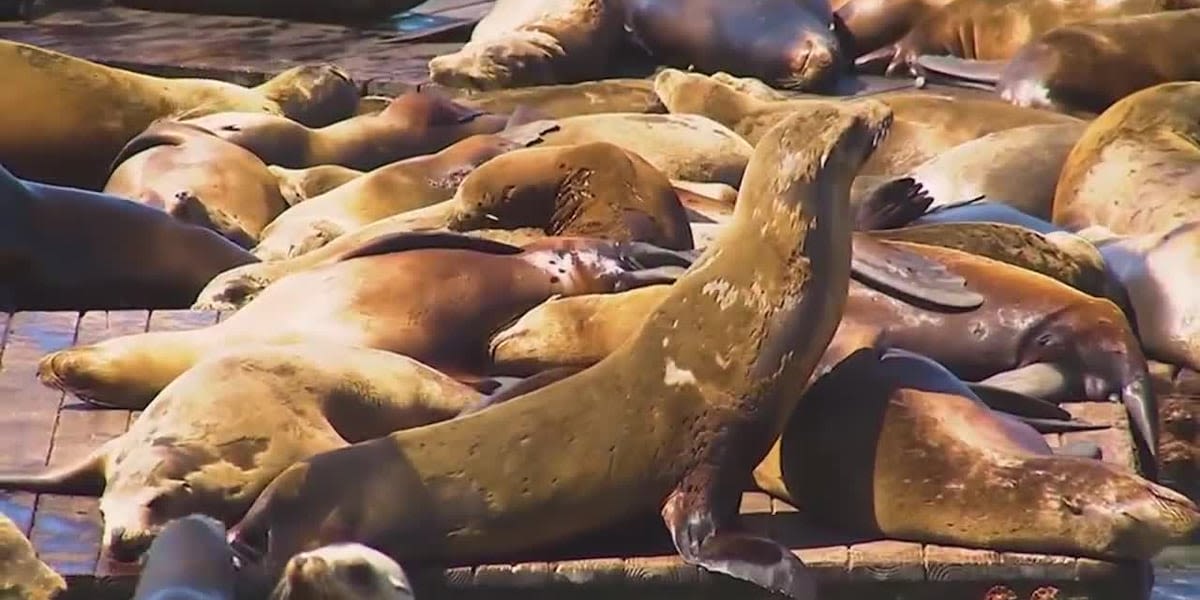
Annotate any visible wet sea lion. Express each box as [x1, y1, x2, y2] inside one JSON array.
[[38, 234, 691, 409], [223, 101, 898, 597], [182, 91, 511, 171], [104, 121, 289, 248], [621, 0, 847, 92], [428, 0, 625, 91], [0, 343, 484, 560], [0, 164, 257, 311], [271, 543, 414, 600], [251, 122, 560, 261], [755, 346, 1199, 559], [113, 0, 423, 22], [0, 512, 66, 600], [132, 515, 235, 600], [0, 40, 357, 189], [451, 78, 666, 117], [269, 164, 364, 206]]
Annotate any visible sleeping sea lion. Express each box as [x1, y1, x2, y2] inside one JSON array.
[[104, 121, 289, 248], [0, 40, 357, 189], [222, 100, 901, 598], [0, 164, 257, 311], [755, 346, 1199, 559], [37, 234, 693, 410], [132, 515, 235, 600], [269, 164, 364, 206], [271, 543, 414, 600], [451, 78, 666, 117], [182, 90, 511, 170]]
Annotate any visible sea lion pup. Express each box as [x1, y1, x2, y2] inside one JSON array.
[[0, 343, 483, 561], [0, 40, 357, 189], [223, 102, 898, 598], [181, 90, 511, 171], [271, 543, 413, 600], [0, 512, 66, 600], [754, 346, 1200, 559], [449, 79, 666, 118], [103, 121, 289, 248], [250, 121, 560, 261], [652, 68, 1078, 176], [133, 515, 235, 600], [270, 164, 364, 206], [38, 234, 691, 410], [427, 0, 625, 91], [113, 0, 423, 22], [0, 164, 257, 311], [621, 0, 847, 92]]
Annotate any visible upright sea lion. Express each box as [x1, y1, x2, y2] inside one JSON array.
[[621, 0, 847, 92], [451, 78, 666, 117], [0, 343, 484, 560], [0, 164, 257, 311], [755, 346, 1199, 559], [270, 164, 364, 206], [113, 0, 423, 21], [428, 0, 625, 91], [0, 512, 65, 600], [38, 234, 691, 409], [104, 121, 289, 248], [183, 90, 511, 170], [271, 543, 414, 600], [0, 40, 357, 189], [224, 102, 898, 597], [132, 515, 235, 600], [251, 122, 560, 261]]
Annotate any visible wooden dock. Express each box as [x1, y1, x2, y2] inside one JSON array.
[[0, 310, 1158, 600]]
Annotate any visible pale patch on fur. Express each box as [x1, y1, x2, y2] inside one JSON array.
[[663, 359, 698, 388]]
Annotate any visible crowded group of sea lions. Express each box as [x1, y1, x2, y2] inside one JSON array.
[[1, 0, 1200, 598]]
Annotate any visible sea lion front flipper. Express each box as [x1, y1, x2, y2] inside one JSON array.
[[915, 55, 1005, 88], [967, 383, 1072, 421], [615, 266, 689, 292], [498, 118, 561, 148], [662, 468, 817, 600], [335, 231, 525, 262], [975, 363, 1072, 403], [1056, 441, 1103, 460], [1013, 416, 1111, 434], [854, 176, 933, 230], [459, 367, 586, 416], [850, 234, 985, 310], [621, 241, 700, 269]]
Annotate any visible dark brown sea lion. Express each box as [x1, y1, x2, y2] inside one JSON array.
[[182, 90, 511, 171], [428, 0, 626, 91], [271, 543, 414, 600], [37, 234, 691, 410], [0, 164, 257, 311], [132, 515, 235, 600], [223, 101, 899, 597], [621, 0, 847, 92], [0, 343, 482, 561], [113, 0, 423, 22], [250, 121, 559, 261], [755, 346, 1199, 559], [104, 121, 289, 248], [0, 40, 357, 189]]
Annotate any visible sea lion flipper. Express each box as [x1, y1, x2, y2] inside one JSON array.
[[662, 472, 817, 600], [497, 118, 561, 148], [0, 449, 105, 495], [615, 266, 688, 292], [335, 231, 525, 262], [459, 367, 586, 416], [976, 363, 1072, 402], [1013, 416, 1111, 434], [850, 235, 985, 310], [967, 382, 1072, 421], [854, 176, 933, 230], [915, 55, 1005, 87]]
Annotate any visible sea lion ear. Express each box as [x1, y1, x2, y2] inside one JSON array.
[[854, 177, 933, 230], [849, 233, 985, 310]]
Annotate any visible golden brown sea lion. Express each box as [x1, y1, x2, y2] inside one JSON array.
[[757, 346, 1198, 558], [38, 234, 692, 409], [835, 0, 958, 58], [224, 101, 897, 597], [0, 40, 358, 189], [271, 543, 414, 600], [428, 0, 625, 91], [0, 512, 65, 600], [451, 78, 666, 117], [251, 122, 559, 261], [104, 121, 289, 248], [0, 343, 483, 561], [131, 515, 235, 600], [0, 164, 257, 311], [269, 164, 364, 206], [652, 68, 1078, 176], [113, 0, 423, 22], [621, 0, 847, 92], [182, 90, 511, 171]]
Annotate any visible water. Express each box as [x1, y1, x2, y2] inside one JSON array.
[[1152, 546, 1199, 600]]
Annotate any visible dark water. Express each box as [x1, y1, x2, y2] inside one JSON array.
[[1153, 547, 1199, 600]]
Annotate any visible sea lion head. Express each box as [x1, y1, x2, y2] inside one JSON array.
[[653, 68, 760, 122], [259, 64, 360, 128], [271, 543, 413, 600]]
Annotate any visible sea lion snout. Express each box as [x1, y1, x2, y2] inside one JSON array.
[[37, 347, 112, 405], [105, 524, 157, 563], [1093, 477, 1200, 559], [782, 37, 840, 90]]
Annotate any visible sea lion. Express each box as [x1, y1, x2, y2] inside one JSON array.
[[0, 343, 484, 560], [271, 543, 414, 600], [835, 0, 958, 58], [0, 40, 357, 189], [0, 512, 66, 600], [428, 0, 625, 91], [223, 101, 897, 597], [0, 164, 257, 311], [270, 164, 364, 206], [652, 68, 1079, 176], [104, 121, 289, 248], [182, 90, 511, 170], [756, 346, 1198, 558], [132, 515, 235, 600], [450, 78, 666, 117], [250, 122, 560, 261], [621, 0, 847, 92], [38, 234, 692, 409], [113, 0, 423, 22]]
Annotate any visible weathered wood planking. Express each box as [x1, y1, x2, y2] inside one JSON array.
[[0, 311, 1154, 600]]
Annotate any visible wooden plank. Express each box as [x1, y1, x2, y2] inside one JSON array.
[[847, 540, 925, 582], [551, 558, 629, 585], [768, 498, 852, 582], [923, 544, 1004, 582], [1062, 403, 1135, 471], [995, 550, 1079, 582], [0, 312, 80, 537]]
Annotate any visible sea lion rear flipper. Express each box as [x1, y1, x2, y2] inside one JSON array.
[[967, 383, 1072, 421], [975, 363, 1072, 403], [1055, 441, 1103, 460], [663, 468, 817, 600], [850, 234, 985, 310], [497, 117, 561, 148], [854, 177, 933, 230], [335, 231, 525, 262], [915, 55, 1005, 88], [1013, 416, 1111, 434], [0, 449, 105, 495]]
